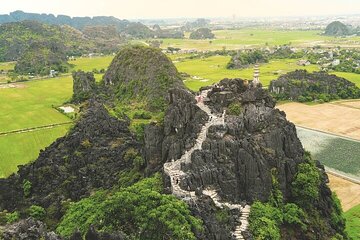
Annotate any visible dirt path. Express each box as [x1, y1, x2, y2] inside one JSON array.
[[327, 173, 360, 211], [0, 122, 72, 137]]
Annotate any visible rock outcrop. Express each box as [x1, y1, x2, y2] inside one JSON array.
[[269, 70, 360, 101], [176, 79, 304, 203], [72, 71, 96, 103], [1, 218, 61, 240]]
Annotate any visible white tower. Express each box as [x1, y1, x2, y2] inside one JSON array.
[[253, 64, 260, 87]]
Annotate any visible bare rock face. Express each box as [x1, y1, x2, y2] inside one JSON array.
[[180, 79, 304, 203], [72, 70, 96, 103], [1, 218, 62, 240], [144, 88, 208, 173]]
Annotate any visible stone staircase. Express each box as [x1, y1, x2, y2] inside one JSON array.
[[202, 189, 251, 240], [163, 89, 250, 239]]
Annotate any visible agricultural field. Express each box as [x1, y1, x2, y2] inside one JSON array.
[[160, 28, 360, 50], [344, 204, 360, 240], [71, 55, 114, 72], [0, 76, 73, 132], [278, 101, 360, 140], [296, 127, 360, 178], [175, 56, 319, 91], [331, 71, 360, 87], [0, 56, 116, 178], [0, 125, 70, 178]]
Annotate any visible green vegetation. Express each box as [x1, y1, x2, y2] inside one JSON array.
[[270, 70, 360, 102], [189, 28, 214, 39], [159, 28, 360, 51], [27, 205, 46, 221], [22, 179, 32, 197], [175, 56, 318, 91], [104, 45, 183, 112], [57, 175, 203, 239], [5, 211, 20, 224], [14, 40, 69, 75], [291, 162, 321, 207], [249, 158, 347, 239], [227, 50, 268, 69], [344, 204, 360, 240], [0, 125, 70, 178], [0, 76, 72, 132], [227, 102, 243, 115]]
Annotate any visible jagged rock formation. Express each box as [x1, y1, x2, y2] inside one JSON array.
[[269, 70, 360, 101], [177, 79, 303, 203], [72, 71, 96, 103], [144, 88, 208, 173], [1, 218, 61, 240], [0, 101, 141, 213]]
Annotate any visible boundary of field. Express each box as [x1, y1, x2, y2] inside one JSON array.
[[0, 122, 73, 137], [296, 125, 360, 143], [325, 167, 360, 185]]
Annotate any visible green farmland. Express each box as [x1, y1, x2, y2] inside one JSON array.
[[0, 76, 73, 132], [175, 56, 319, 91], [160, 28, 360, 50], [0, 125, 70, 178]]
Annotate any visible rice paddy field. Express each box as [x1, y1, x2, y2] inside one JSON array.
[[0, 125, 70, 178], [160, 28, 360, 50], [296, 127, 360, 179], [176, 56, 319, 91], [0, 55, 118, 178]]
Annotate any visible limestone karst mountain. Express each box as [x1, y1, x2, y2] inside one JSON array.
[[0, 46, 347, 240]]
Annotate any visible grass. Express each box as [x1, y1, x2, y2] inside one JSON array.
[[160, 28, 360, 50], [344, 204, 360, 240], [331, 71, 360, 87], [0, 61, 15, 71], [0, 76, 73, 132], [0, 125, 70, 178], [175, 56, 319, 91], [70, 56, 114, 72]]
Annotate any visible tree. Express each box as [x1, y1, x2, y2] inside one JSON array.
[[291, 163, 320, 207], [57, 175, 203, 239]]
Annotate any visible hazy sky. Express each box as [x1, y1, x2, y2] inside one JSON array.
[[2, 0, 360, 19]]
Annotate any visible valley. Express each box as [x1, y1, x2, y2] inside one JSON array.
[[0, 11, 359, 239]]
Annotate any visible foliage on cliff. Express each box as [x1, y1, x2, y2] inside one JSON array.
[[103, 45, 184, 111], [249, 155, 347, 240], [57, 174, 203, 239]]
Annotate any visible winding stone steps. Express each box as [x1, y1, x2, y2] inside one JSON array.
[[163, 89, 250, 239]]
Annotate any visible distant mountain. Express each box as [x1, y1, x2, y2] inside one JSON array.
[[0, 10, 130, 31], [0, 10, 158, 39], [324, 21, 350, 36], [0, 20, 94, 62]]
